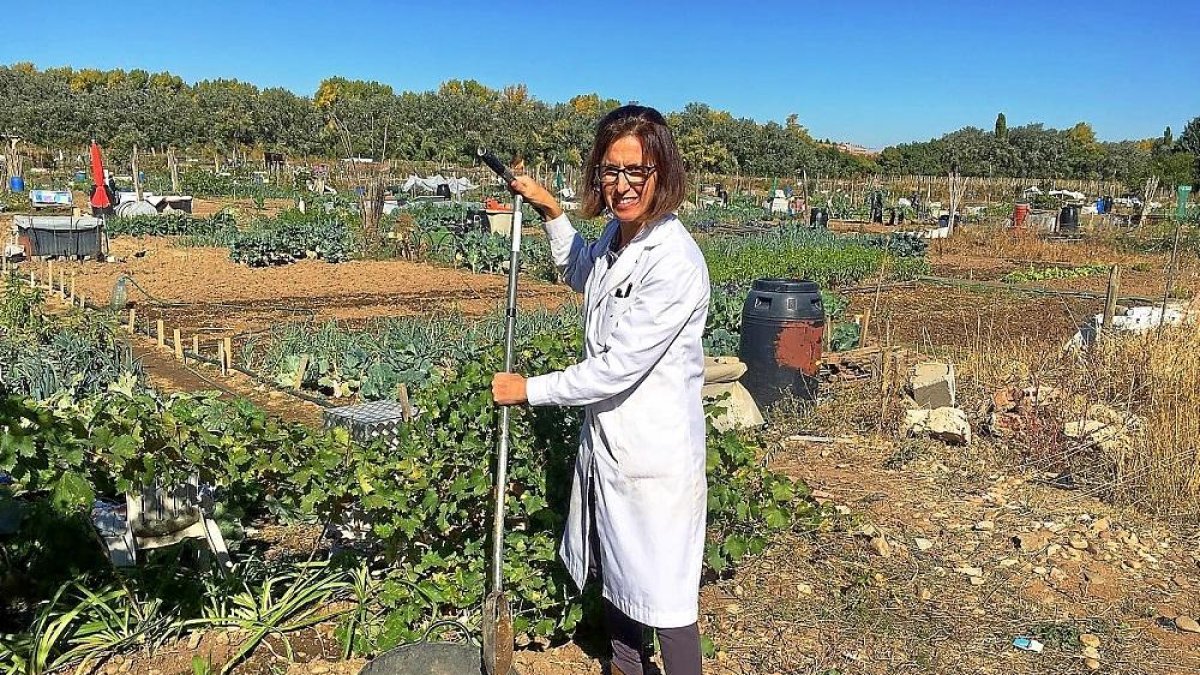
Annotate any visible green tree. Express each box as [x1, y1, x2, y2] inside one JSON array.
[[994, 112, 1007, 139]]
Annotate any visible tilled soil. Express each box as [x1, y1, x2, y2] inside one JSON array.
[[26, 236, 569, 354]]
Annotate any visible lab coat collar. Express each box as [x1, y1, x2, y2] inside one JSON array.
[[597, 214, 676, 300]]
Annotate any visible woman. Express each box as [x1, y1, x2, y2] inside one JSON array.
[[492, 105, 709, 675]]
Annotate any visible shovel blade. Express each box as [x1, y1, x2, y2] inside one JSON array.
[[482, 591, 514, 675]]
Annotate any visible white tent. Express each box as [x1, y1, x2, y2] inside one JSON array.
[[400, 174, 477, 195]]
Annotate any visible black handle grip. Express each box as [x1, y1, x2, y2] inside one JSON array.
[[477, 149, 515, 184]]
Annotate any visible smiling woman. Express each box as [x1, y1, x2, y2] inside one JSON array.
[[579, 106, 687, 235], [492, 105, 708, 675]]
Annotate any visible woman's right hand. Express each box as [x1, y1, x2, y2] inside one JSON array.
[[508, 176, 564, 220]]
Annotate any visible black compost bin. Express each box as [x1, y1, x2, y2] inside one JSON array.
[[809, 207, 829, 228], [1058, 204, 1080, 232], [738, 279, 825, 414]]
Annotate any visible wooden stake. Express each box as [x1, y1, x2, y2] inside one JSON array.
[[292, 354, 309, 389], [58, 269, 65, 299], [217, 340, 227, 375], [127, 308, 136, 333], [878, 347, 892, 435], [858, 308, 872, 348], [156, 319, 165, 348], [69, 272, 76, 303], [173, 329, 183, 360], [224, 337, 233, 372], [397, 383, 413, 421], [1159, 216, 1185, 332], [1102, 265, 1121, 332], [46, 260, 54, 291], [192, 335, 199, 361], [29, 269, 35, 288]]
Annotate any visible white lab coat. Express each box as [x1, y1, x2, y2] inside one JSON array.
[[526, 212, 710, 628]]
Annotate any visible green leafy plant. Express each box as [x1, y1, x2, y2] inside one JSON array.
[[105, 211, 237, 239], [1002, 264, 1108, 283]]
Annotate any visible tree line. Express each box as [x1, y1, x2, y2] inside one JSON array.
[[879, 113, 1199, 190], [1, 63, 1195, 189]]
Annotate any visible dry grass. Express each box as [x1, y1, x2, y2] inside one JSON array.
[[1061, 325, 1200, 519], [945, 320, 1200, 521], [932, 223, 1166, 267]]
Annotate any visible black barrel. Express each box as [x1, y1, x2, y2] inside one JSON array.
[[1058, 204, 1080, 232], [738, 279, 825, 413], [809, 207, 829, 228]]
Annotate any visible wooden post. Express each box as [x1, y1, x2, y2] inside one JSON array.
[[397, 383, 413, 421], [127, 309, 136, 333], [224, 337, 233, 372], [58, 269, 66, 299], [859, 309, 872, 348], [192, 335, 199, 360], [46, 259, 54, 291], [1102, 265, 1121, 332], [156, 319, 165, 348], [1159, 216, 1185, 331], [217, 340, 226, 375], [168, 146, 180, 194], [132, 145, 143, 203], [292, 354, 309, 389], [69, 271, 76, 303], [29, 269, 35, 287], [173, 329, 183, 360]]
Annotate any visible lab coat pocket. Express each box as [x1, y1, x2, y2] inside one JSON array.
[[599, 286, 635, 345]]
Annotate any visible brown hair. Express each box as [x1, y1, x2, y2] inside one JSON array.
[[580, 105, 686, 224]]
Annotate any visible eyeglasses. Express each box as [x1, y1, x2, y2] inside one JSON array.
[[596, 164, 657, 187]]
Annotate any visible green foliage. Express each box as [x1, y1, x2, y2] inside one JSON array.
[[243, 308, 579, 401], [420, 229, 555, 281], [1002, 264, 1109, 283], [104, 211, 237, 239], [852, 232, 929, 258], [700, 227, 930, 288], [5, 314, 821, 656], [161, 170, 299, 200], [876, 121, 1174, 189], [0, 64, 871, 176], [0, 278, 139, 400], [228, 210, 352, 266]]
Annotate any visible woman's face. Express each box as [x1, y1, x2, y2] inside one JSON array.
[[601, 135, 656, 225]]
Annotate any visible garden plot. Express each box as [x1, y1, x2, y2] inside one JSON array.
[[38, 235, 570, 346], [5, 198, 1200, 674]]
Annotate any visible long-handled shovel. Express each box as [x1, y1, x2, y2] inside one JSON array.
[[478, 149, 521, 675]]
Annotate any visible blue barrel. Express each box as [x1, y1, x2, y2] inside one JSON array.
[[74, 170, 87, 182], [8, 176, 25, 192]]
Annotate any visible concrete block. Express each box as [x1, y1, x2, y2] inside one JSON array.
[[909, 361, 956, 409]]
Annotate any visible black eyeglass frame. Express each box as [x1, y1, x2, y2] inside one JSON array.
[[595, 164, 658, 187]]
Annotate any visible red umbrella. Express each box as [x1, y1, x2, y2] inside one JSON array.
[[89, 141, 110, 209]]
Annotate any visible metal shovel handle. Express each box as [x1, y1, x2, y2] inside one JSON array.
[[478, 147, 522, 675], [478, 148, 516, 185]]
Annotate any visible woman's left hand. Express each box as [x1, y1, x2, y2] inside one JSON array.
[[492, 373, 528, 405]]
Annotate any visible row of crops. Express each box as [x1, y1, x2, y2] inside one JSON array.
[[0, 276, 823, 672], [223, 207, 930, 402]]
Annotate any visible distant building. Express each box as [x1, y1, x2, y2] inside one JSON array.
[[835, 143, 878, 157]]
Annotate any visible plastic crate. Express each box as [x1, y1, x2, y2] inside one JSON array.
[[323, 400, 410, 448]]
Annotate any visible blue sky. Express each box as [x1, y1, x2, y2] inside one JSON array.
[[4, 0, 1197, 148]]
